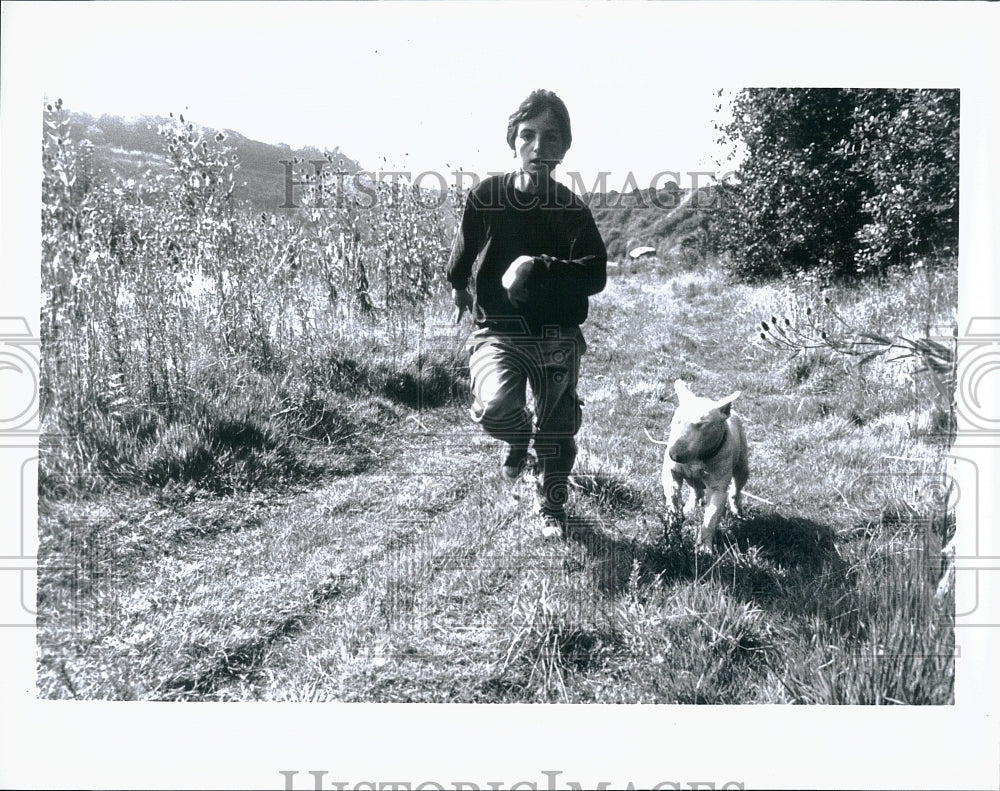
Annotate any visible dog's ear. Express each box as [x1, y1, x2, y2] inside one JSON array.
[[715, 391, 741, 416], [674, 379, 692, 401]]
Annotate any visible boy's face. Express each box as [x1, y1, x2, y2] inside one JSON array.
[[514, 108, 567, 180]]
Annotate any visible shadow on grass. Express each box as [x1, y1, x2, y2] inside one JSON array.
[[565, 508, 844, 605], [311, 349, 468, 410], [726, 510, 842, 572], [564, 516, 681, 596]]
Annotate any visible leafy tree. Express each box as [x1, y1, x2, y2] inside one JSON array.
[[716, 89, 861, 280], [848, 90, 959, 273], [715, 88, 958, 281]]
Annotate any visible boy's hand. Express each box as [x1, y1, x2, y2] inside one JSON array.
[[452, 288, 474, 324]]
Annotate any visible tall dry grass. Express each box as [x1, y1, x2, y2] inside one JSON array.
[[41, 102, 461, 498]]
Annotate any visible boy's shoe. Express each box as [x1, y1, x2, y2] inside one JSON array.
[[538, 509, 568, 540], [501, 444, 530, 481], [532, 492, 568, 540]]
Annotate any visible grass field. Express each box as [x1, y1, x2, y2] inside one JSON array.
[[37, 256, 956, 703]]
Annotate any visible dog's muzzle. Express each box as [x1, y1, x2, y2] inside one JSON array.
[[669, 428, 727, 464], [668, 444, 691, 463]]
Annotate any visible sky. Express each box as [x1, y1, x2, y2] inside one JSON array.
[[12, 2, 749, 191], [10, 2, 994, 193], [6, 1, 996, 193]]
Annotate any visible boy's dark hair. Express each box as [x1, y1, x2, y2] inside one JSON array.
[[506, 89, 572, 151]]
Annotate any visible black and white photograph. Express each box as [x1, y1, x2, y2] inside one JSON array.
[[2, 1, 998, 789]]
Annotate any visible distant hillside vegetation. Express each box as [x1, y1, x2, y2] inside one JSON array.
[[65, 110, 362, 214], [586, 183, 721, 264], [61, 109, 718, 262]]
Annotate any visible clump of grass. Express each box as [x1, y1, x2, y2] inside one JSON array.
[[603, 579, 778, 704], [40, 332, 470, 501], [138, 409, 313, 494], [780, 521, 954, 704], [569, 471, 646, 514], [497, 575, 574, 701], [495, 573, 617, 702], [41, 372, 330, 498]]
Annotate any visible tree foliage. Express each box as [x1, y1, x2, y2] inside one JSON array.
[[715, 89, 959, 281]]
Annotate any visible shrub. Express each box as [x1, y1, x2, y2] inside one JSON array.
[[714, 89, 959, 281]]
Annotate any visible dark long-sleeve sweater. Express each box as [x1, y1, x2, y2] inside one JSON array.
[[446, 173, 607, 332]]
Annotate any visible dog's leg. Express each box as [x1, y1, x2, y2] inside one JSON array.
[[697, 489, 727, 551], [728, 480, 744, 518], [667, 467, 685, 517], [729, 457, 749, 517], [684, 485, 704, 518], [728, 487, 744, 518], [662, 470, 686, 542]]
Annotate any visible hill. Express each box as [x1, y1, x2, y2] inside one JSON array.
[[586, 183, 721, 263], [65, 110, 362, 214]]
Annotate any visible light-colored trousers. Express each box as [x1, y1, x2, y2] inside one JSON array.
[[467, 325, 585, 512]]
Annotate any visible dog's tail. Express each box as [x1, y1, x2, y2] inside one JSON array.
[[643, 427, 671, 446]]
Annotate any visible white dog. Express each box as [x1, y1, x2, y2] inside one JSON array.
[[648, 379, 749, 551]]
